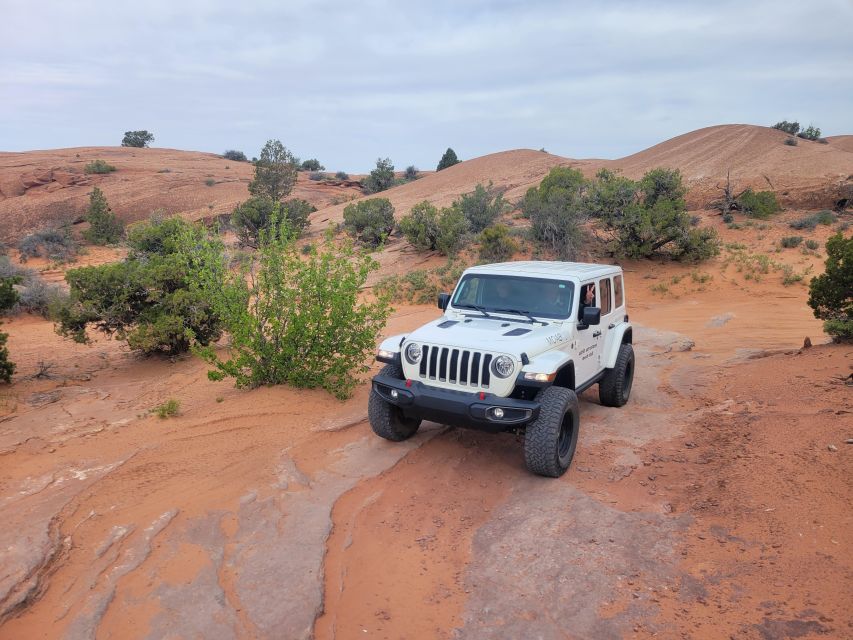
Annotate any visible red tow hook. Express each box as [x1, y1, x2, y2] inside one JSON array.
[[405, 379, 413, 388], [479, 392, 486, 400]]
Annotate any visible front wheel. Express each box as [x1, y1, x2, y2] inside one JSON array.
[[598, 343, 635, 407], [524, 386, 580, 478], [368, 364, 421, 442]]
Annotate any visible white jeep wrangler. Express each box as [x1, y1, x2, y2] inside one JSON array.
[[369, 261, 634, 477]]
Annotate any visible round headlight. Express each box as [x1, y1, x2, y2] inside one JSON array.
[[405, 342, 422, 364], [491, 355, 514, 378]]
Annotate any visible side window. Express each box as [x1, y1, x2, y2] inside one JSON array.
[[577, 281, 596, 319], [614, 275, 624, 308], [599, 278, 612, 315]]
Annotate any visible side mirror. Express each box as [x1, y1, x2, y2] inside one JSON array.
[[437, 293, 451, 310], [579, 306, 601, 328]]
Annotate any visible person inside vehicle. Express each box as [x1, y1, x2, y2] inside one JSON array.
[[578, 283, 596, 320]]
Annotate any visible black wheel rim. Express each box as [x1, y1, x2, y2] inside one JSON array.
[[623, 360, 634, 397], [557, 411, 574, 459]]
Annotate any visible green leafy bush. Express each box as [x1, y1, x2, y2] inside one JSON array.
[[738, 189, 781, 219], [223, 150, 248, 162], [772, 121, 800, 135], [279, 198, 315, 234], [0, 280, 16, 383], [343, 198, 395, 246], [155, 398, 180, 418], [454, 182, 508, 232], [781, 236, 803, 248], [248, 139, 298, 202], [18, 228, 77, 263], [56, 217, 223, 355], [232, 196, 314, 247], [193, 224, 391, 399], [301, 159, 324, 171], [436, 148, 460, 171], [83, 187, 123, 245], [121, 130, 154, 148], [478, 225, 518, 262], [398, 201, 469, 255], [362, 158, 395, 194], [521, 167, 588, 260], [84, 160, 117, 174], [807, 233, 852, 341], [797, 125, 821, 141]]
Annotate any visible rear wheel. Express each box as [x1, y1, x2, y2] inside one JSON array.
[[524, 386, 580, 478], [599, 343, 634, 407], [368, 364, 421, 441]]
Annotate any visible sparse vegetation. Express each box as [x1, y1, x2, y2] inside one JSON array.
[[84, 159, 117, 174], [223, 150, 248, 162], [18, 228, 77, 263], [83, 187, 123, 245], [436, 148, 460, 171], [404, 165, 419, 180], [454, 182, 509, 233], [478, 224, 518, 262], [16, 277, 68, 318], [784, 137, 798, 146], [807, 233, 852, 341], [780, 236, 803, 248], [308, 171, 325, 181], [342, 198, 395, 246], [248, 139, 299, 202], [56, 217, 223, 355], [301, 159, 324, 171], [191, 222, 392, 399], [790, 210, 836, 230], [374, 259, 467, 305], [205, 178, 216, 187], [121, 130, 154, 148], [362, 158, 395, 194], [738, 189, 781, 219], [804, 239, 820, 251], [797, 125, 821, 141], [772, 121, 800, 135], [232, 196, 313, 247], [0, 279, 16, 382], [335, 171, 349, 181], [155, 398, 181, 418]]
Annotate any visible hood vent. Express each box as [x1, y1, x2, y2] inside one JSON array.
[[437, 320, 459, 329], [503, 328, 531, 337]]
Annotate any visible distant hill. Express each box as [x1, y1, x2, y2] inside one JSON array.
[[1, 125, 850, 242]]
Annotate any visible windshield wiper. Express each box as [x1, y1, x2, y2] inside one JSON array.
[[454, 303, 492, 318], [493, 308, 544, 325]]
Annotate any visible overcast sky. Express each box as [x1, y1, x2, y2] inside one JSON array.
[[2, 0, 851, 171]]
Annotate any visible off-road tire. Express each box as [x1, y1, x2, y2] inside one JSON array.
[[524, 386, 580, 478], [599, 343, 635, 407], [368, 364, 421, 442]]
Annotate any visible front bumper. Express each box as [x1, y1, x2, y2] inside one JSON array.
[[371, 373, 540, 433]]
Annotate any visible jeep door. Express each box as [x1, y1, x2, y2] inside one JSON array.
[[574, 280, 602, 387]]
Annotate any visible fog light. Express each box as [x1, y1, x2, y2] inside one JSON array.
[[493, 407, 505, 419], [390, 389, 399, 399]]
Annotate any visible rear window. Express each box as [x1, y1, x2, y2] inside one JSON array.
[[599, 278, 612, 315], [451, 274, 575, 319], [614, 275, 624, 308]]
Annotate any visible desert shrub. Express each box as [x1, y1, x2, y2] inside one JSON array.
[[16, 278, 68, 318], [436, 148, 460, 171], [399, 201, 440, 251], [738, 189, 781, 219], [784, 137, 798, 146], [639, 167, 687, 207], [807, 233, 852, 341], [84, 159, 116, 174], [342, 198, 395, 246], [308, 171, 324, 181], [56, 218, 223, 355], [83, 187, 123, 245], [192, 224, 391, 399], [797, 125, 821, 141], [780, 235, 803, 248], [521, 167, 588, 260], [804, 239, 820, 251], [454, 182, 508, 232], [0, 280, 16, 382], [672, 227, 721, 262], [301, 159, 324, 171], [404, 165, 419, 180], [335, 171, 349, 180], [205, 178, 216, 187], [435, 207, 469, 256], [223, 150, 247, 162], [722, 212, 734, 223], [249, 139, 299, 202], [478, 224, 518, 263], [789, 211, 835, 230], [121, 130, 154, 148], [155, 398, 180, 418], [232, 196, 313, 246], [18, 228, 77, 263], [772, 121, 800, 135], [585, 168, 637, 220], [362, 158, 395, 194]]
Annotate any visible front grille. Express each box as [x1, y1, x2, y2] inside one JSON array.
[[419, 345, 493, 388]]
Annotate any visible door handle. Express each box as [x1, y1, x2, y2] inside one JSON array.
[[592, 330, 601, 337]]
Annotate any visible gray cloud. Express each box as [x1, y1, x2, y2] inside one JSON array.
[[1, 0, 851, 170]]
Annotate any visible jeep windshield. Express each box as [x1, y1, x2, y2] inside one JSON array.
[[451, 274, 574, 320]]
